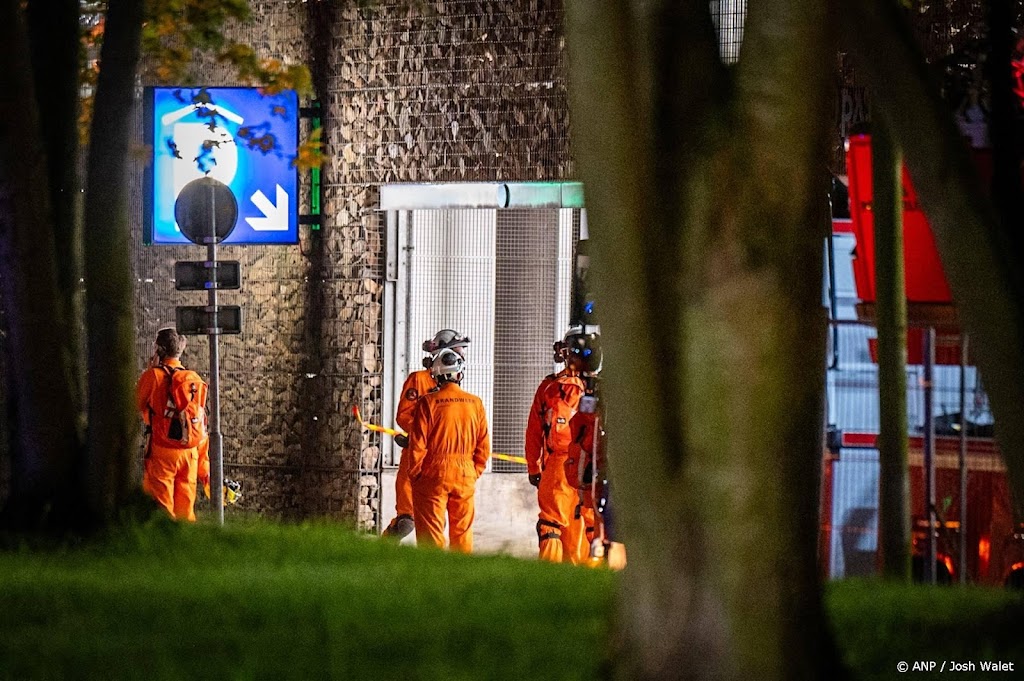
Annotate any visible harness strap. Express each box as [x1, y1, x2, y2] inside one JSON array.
[[159, 365, 181, 418], [536, 518, 562, 544]]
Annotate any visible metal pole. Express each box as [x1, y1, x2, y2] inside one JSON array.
[[923, 326, 936, 583], [208, 184, 224, 524], [825, 231, 839, 368], [873, 121, 910, 580], [959, 333, 969, 584], [819, 320, 834, 574]]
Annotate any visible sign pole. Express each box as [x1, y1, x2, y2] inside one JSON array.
[[208, 183, 225, 524], [174, 176, 238, 524]]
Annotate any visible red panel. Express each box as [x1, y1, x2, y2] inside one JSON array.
[[840, 431, 879, 448], [866, 329, 966, 365], [839, 431, 999, 456], [832, 218, 855, 234], [846, 135, 954, 305]]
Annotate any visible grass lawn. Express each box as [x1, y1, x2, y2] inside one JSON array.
[[0, 518, 614, 680], [1, 518, 1022, 680], [828, 579, 1024, 680]]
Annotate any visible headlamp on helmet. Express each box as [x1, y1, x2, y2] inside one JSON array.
[[552, 339, 568, 364]]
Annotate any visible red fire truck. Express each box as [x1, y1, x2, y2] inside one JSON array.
[[822, 134, 1024, 586]]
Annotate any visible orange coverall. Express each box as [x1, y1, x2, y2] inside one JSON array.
[[525, 370, 585, 563], [135, 359, 209, 521], [565, 408, 602, 564], [406, 381, 490, 552], [391, 369, 438, 520], [566, 404, 627, 570]]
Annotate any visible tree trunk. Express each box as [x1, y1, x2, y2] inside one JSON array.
[[27, 0, 85, 436], [83, 0, 146, 525], [840, 0, 1024, 521], [0, 0, 82, 529], [872, 119, 911, 580], [565, 1, 846, 678]]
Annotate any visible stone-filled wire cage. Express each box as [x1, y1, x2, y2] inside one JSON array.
[[132, 0, 579, 530], [325, 0, 578, 524], [130, 2, 387, 528]]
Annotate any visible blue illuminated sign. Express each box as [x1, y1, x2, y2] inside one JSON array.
[[144, 87, 299, 245]]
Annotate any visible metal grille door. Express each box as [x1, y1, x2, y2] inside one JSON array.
[[406, 209, 497, 433], [492, 209, 577, 472], [381, 183, 582, 473]]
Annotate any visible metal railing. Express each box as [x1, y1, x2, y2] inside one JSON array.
[[823, 318, 1021, 585]]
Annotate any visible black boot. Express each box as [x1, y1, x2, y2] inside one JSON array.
[[382, 514, 415, 539]]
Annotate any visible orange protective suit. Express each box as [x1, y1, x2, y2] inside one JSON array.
[[390, 369, 437, 520], [406, 381, 490, 552], [566, 408, 602, 565], [135, 358, 209, 521], [525, 370, 585, 563], [567, 401, 627, 570]]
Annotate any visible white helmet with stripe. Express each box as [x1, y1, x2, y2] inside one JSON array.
[[430, 348, 466, 383]]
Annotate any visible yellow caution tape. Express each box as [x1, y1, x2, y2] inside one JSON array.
[[352, 405, 528, 465], [491, 452, 528, 465], [352, 406, 405, 437]]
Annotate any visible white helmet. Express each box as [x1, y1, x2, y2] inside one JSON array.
[[430, 348, 466, 383], [422, 329, 471, 353]]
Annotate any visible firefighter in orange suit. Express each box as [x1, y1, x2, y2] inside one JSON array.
[[525, 328, 586, 563], [135, 328, 209, 521], [564, 326, 626, 569], [406, 349, 490, 552], [382, 329, 471, 539]]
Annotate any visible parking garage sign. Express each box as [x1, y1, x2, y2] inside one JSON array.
[[144, 86, 299, 245]]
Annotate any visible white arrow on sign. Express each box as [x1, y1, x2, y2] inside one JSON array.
[[245, 184, 289, 231]]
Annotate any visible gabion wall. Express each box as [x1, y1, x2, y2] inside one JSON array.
[[130, 0, 574, 529]]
